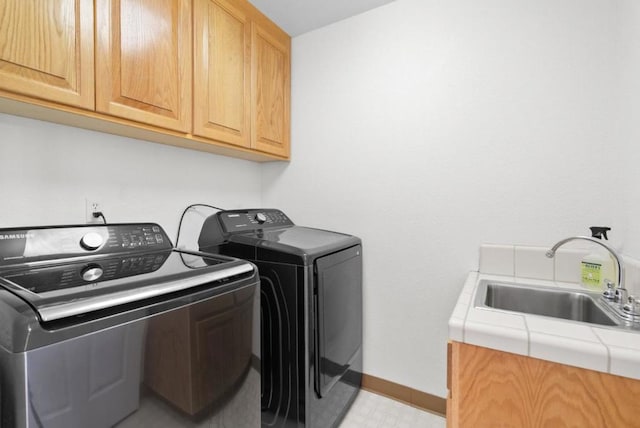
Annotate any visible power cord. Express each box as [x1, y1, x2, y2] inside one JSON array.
[[175, 203, 225, 248], [92, 211, 107, 224]]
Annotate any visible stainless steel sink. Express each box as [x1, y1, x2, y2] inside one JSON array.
[[474, 281, 620, 326]]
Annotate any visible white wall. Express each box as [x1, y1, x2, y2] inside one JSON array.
[[0, 113, 262, 242], [262, 0, 628, 397], [617, 0, 640, 257]]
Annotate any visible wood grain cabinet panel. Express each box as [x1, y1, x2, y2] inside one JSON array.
[[251, 22, 290, 157], [0, 0, 290, 161], [0, 0, 94, 109], [194, 0, 290, 157], [193, 0, 251, 147], [447, 341, 640, 428], [96, 0, 192, 132]]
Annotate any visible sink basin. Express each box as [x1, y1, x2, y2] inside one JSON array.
[[475, 281, 620, 326]]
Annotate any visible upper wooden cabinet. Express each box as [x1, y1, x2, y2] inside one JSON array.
[[194, 0, 290, 157], [0, 0, 289, 161], [0, 0, 94, 109], [251, 20, 290, 157], [194, 0, 251, 148], [95, 0, 192, 132]]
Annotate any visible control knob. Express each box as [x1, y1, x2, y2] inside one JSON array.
[[81, 264, 104, 282], [255, 212, 268, 224], [80, 232, 104, 251]]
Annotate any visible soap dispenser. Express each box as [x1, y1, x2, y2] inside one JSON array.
[[580, 226, 615, 290]]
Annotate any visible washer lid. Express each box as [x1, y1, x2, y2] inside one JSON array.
[[0, 250, 254, 322]]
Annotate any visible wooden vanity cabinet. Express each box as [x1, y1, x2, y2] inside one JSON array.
[[0, 0, 94, 109], [194, 0, 290, 157], [447, 341, 640, 428]]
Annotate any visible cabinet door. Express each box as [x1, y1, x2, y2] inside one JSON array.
[[251, 21, 290, 157], [0, 0, 94, 109], [96, 0, 191, 132], [194, 0, 251, 148], [448, 342, 640, 428]]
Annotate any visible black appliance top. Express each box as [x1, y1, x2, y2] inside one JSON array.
[[0, 223, 254, 322], [198, 209, 361, 265]]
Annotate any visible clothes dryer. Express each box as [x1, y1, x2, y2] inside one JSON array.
[[199, 209, 362, 428]]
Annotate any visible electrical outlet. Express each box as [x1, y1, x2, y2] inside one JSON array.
[[85, 199, 103, 223]]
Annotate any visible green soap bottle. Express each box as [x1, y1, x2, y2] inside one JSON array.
[[581, 226, 615, 290], [581, 253, 604, 290]]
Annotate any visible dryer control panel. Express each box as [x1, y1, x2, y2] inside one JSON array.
[[217, 209, 293, 233]]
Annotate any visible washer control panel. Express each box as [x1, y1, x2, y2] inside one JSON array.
[[0, 223, 172, 265], [218, 209, 293, 233], [116, 224, 168, 250], [5, 251, 170, 293]]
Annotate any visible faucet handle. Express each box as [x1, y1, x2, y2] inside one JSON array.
[[615, 285, 628, 304], [603, 280, 616, 300], [623, 296, 640, 316]]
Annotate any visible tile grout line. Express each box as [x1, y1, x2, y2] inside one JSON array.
[[522, 315, 531, 356], [591, 327, 612, 373], [462, 271, 478, 343]]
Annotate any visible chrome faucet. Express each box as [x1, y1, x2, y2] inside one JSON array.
[[545, 236, 625, 304]]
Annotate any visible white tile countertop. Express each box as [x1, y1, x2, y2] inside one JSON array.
[[449, 271, 640, 380]]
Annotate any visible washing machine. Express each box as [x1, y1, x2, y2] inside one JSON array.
[[198, 209, 363, 428], [0, 222, 260, 427]]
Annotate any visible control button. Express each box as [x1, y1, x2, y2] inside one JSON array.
[[81, 265, 104, 282], [152, 226, 160, 232], [80, 232, 104, 251], [255, 212, 268, 224]]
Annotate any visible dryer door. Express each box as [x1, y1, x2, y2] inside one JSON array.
[[314, 245, 362, 398]]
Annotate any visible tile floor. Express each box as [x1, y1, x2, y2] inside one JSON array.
[[339, 390, 446, 428]]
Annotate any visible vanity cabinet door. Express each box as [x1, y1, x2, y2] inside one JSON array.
[[448, 341, 640, 428], [0, 0, 94, 109], [95, 0, 192, 132]]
